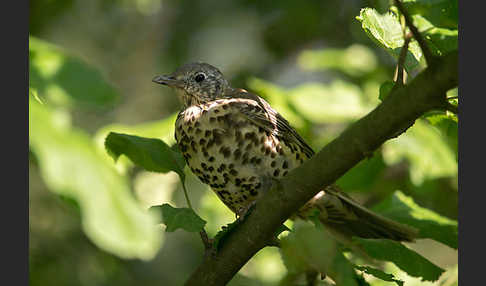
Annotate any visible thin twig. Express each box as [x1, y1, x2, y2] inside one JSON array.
[[394, 0, 435, 65], [395, 33, 412, 86], [181, 180, 213, 250]]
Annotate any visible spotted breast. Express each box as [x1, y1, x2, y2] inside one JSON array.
[[175, 98, 310, 215]]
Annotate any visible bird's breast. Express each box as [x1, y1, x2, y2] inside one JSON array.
[[175, 98, 303, 214]]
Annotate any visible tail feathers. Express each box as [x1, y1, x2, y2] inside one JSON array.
[[300, 188, 418, 242]]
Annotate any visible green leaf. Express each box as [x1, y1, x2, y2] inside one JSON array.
[[29, 36, 119, 109], [373, 191, 458, 249], [356, 8, 422, 71], [288, 81, 370, 123], [403, 0, 458, 30], [353, 238, 445, 281], [424, 113, 458, 156], [336, 154, 386, 191], [152, 203, 206, 232], [280, 222, 359, 286], [354, 265, 404, 286], [379, 81, 395, 101], [382, 119, 457, 184], [412, 14, 458, 56], [104, 132, 185, 179], [29, 96, 162, 260], [298, 44, 378, 77]]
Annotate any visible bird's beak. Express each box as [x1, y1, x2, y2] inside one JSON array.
[[152, 74, 184, 88]]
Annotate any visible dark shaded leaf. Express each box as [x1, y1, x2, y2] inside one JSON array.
[[104, 132, 185, 179], [353, 238, 444, 281], [152, 204, 206, 232], [354, 265, 404, 286], [372, 191, 458, 249]]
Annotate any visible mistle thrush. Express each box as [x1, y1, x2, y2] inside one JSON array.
[[153, 62, 417, 241]]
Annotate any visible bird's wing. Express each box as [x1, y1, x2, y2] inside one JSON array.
[[224, 88, 315, 158]]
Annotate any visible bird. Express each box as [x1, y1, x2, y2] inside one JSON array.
[[152, 62, 417, 242]]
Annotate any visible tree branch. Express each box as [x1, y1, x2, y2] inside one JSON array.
[[184, 51, 457, 286]]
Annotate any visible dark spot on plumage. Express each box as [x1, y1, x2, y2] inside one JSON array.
[[250, 189, 258, 196], [249, 176, 256, 182], [219, 146, 231, 158], [234, 149, 241, 160], [212, 175, 218, 181], [230, 169, 238, 176], [222, 104, 228, 110], [271, 152, 276, 158], [191, 141, 197, 151], [205, 130, 211, 137], [273, 169, 280, 177], [235, 178, 242, 186], [180, 144, 188, 152], [242, 194, 248, 200], [229, 163, 234, 169], [245, 132, 255, 139], [258, 127, 264, 133], [208, 166, 215, 172], [203, 151, 209, 157], [199, 138, 206, 145], [209, 156, 215, 162], [255, 158, 262, 164], [187, 126, 193, 133], [271, 161, 276, 167], [282, 161, 288, 169], [235, 130, 242, 139], [209, 117, 216, 123], [250, 157, 257, 164], [214, 109, 220, 113], [201, 162, 208, 170], [220, 164, 226, 171], [245, 143, 252, 151], [206, 139, 215, 149], [283, 171, 288, 176], [296, 153, 300, 160], [265, 148, 271, 155], [265, 131, 270, 136]]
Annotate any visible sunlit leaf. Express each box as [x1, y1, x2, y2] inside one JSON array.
[[353, 238, 444, 281], [412, 14, 458, 56], [354, 265, 404, 286], [288, 81, 370, 123], [356, 8, 422, 71], [298, 44, 378, 77], [373, 191, 458, 249], [29, 36, 119, 109], [104, 132, 185, 179], [151, 203, 206, 232], [382, 119, 457, 184], [29, 96, 162, 260], [280, 222, 359, 286]]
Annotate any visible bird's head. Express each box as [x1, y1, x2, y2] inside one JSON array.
[[152, 62, 230, 107]]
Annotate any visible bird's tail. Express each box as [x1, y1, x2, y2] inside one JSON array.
[[297, 187, 418, 242]]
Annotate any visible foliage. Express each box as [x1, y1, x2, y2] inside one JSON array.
[[29, 0, 458, 285]]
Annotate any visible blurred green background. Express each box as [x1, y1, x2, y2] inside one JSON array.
[[29, 0, 458, 285]]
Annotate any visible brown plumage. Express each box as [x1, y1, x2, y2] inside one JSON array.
[[153, 62, 417, 242]]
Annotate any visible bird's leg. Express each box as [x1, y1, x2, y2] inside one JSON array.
[[236, 200, 257, 221]]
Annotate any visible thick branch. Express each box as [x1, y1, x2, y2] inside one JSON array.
[[184, 51, 457, 286]]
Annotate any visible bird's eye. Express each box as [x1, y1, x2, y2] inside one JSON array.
[[194, 73, 205, 83]]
